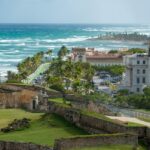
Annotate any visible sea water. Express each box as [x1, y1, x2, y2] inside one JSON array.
[[0, 24, 150, 78]]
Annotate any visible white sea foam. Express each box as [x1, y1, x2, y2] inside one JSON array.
[[26, 45, 61, 49], [43, 36, 89, 43], [0, 64, 11, 67], [83, 28, 100, 32], [16, 43, 26, 46], [0, 39, 21, 43], [4, 50, 19, 54], [0, 68, 18, 77], [0, 58, 22, 62], [0, 38, 32, 43]]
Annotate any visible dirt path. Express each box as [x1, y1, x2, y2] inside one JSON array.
[[107, 116, 150, 127]]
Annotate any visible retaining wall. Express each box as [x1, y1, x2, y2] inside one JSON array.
[[0, 141, 52, 150], [79, 113, 146, 137], [48, 101, 146, 137], [65, 94, 114, 115], [54, 133, 138, 150], [146, 127, 150, 140]]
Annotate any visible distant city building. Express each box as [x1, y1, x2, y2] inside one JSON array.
[[71, 48, 123, 66], [122, 46, 150, 93]]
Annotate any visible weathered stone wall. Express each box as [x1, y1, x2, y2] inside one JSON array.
[[146, 127, 150, 141], [54, 134, 138, 150], [0, 141, 52, 150], [48, 101, 146, 137], [0, 84, 62, 111], [65, 94, 114, 115], [0, 89, 37, 109], [79, 114, 146, 137], [6, 84, 62, 98]]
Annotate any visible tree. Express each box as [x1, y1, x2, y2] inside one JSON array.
[[46, 58, 95, 94], [117, 89, 129, 96], [46, 49, 53, 55], [143, 87, 150, 96], [108, 50, 118, 54], [57, 46, 68, 59]]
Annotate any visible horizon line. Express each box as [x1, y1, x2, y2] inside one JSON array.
[[0, 22, 150, 26]]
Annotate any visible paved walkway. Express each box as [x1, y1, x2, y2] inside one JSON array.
[[107, 116, 150, 127], [22, 62, 50, 84]]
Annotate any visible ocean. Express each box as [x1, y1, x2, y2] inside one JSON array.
[[0, 24, 150, 78]]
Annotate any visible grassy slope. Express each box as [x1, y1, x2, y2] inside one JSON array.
[[0, 109, 42, 128], [0, 109, 146, 149], [0, 109, 86, 146], [71, 145, 146, 150]]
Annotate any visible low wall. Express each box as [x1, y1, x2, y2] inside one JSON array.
[[5, 84, 62, 98], [48, 101, 146, 137], [54, 133, 138, 150], [79, 114, 146, 137], [146, 127, 150, 141], [65, 94, 114, 115], [0, 141, 52, 150]]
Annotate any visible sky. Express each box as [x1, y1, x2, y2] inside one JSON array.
[[0, 0, 150, 24]]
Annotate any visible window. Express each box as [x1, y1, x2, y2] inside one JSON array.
[[137, 69, 140, 74], [137, 88, 140, 92], [143, 69, 146, 74], [137, 77, 140, 84], [143, 77, 146, 83], [137, 60, 140, 64], [143, 60, 146, 64]]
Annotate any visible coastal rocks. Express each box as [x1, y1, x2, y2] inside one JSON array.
[[1, 118, 30, 133]]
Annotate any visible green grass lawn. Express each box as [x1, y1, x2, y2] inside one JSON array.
[[0, 109, 86, 147], [49, 98, 71, 104], [0, 109, 146, 149], [49, 98, 65, 104], [71, 145, 146, 150], [0, 109, 42, 128]]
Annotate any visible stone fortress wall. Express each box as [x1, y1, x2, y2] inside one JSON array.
[[54, 134, 138, 150], [0, 141, 52, 150], [48, 101, 150, 150], [0, 84, 149, 150], [48, 101, 146, 137], [0, 84, 62, 111]]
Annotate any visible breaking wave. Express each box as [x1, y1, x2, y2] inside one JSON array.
[[43, 36, 89, 43]]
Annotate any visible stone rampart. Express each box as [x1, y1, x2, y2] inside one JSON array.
[[54, 133, 138, 150], [0, 141, 52, 150], [65, 94, 114, 115], [48, 101, 146, 137]]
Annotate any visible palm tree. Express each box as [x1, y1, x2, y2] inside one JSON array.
[[57, 46, 68, 59], [46, 49, 53, 55]]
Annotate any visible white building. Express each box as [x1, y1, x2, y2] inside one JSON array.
[[71, 48, 123, 66], [122, 48, 150, 93]]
